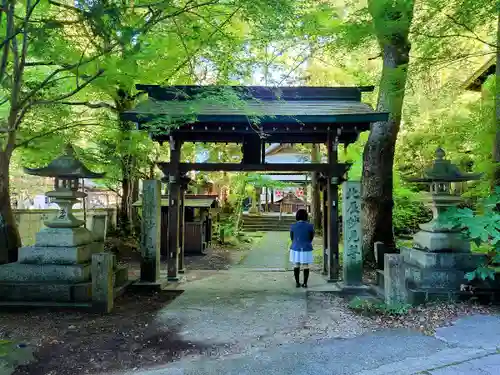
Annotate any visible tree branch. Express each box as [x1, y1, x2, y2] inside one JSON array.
[[56, 101, 118, 112], [32, 69, 105, 105], [444, 14, 497, 49], [164, 4, 242, 83], [173, 17, 195, 79], [0, 0, 14, 86], [15, 122, 104, 149], [19, 45, 113, 109], [48, 0, 89, 15], [412, 30, 498, 49]]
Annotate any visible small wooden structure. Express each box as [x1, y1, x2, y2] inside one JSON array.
[[123, 85, 388, 282], [271, 192, 308, 214], [133, 194, 219, 258]]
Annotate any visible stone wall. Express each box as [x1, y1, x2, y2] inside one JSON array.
[[13, 208, 117, 246]]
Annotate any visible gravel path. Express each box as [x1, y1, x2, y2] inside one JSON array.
[[150, 232, 373, 357], [235, 231, 289, 270]]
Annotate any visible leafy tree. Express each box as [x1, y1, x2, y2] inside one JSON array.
[[0, 0, 112, 263], [362, 0, 416, 261]]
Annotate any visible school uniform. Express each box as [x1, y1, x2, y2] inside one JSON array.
[[289, 220, 314, 265]]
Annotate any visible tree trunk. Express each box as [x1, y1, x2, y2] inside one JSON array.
[[311, 144, 322, 231], [0, 150, 21, 263], [116, 90, 138, 236], [493, 11, 500, 189], [362, 1, 414, 263]]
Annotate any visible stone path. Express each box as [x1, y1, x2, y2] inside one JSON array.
[[234, 231, 289, 270], [102, 232, 500, 375], [109, 314, 500, 375]]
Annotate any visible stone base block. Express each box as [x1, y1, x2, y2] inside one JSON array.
[[36, 227, 93, 247], [406, 287, 464, 305], [0, 263, 90, 283], [18, 245, 92, 265], [405, 264, 469, 289], [401, 247, 486, 270], [89, 241, 105, 254], [114, 266, 129, 287], [384, 254, 408, 306], [0, 282, 91, 302], [412, 230, 470, 252]]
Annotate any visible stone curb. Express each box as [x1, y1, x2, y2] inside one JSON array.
[[356, 347, 497, 375]]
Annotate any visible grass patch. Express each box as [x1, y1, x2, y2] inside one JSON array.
[[396, 238, 412, 248], [349, 296, 411, 316]]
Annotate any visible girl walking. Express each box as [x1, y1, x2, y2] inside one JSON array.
[[289, 209, 314, 288]]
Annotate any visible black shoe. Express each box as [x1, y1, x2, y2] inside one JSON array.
[[302, 269, 310, 288], [293, 267, 300, 287]]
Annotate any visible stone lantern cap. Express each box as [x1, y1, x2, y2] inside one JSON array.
[[405, 147, 482, 183], [24, 144, 105, 179]]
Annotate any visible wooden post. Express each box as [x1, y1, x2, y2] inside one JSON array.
[[322, 187, 328, 275], [167, 138, 181, 281], [178, 189, 185, 273], [327, 134, 340, 282]]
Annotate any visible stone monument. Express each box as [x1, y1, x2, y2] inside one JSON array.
[[385, 147, 486, 305], [0, 145, 128, 308]]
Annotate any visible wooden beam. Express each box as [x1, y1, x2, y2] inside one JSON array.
[[158, 162, 351, 174]]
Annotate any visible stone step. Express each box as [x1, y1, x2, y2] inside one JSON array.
[[0, 281, 92, 303], [242, 227, 290, 232], [0, 263, 91, 283], [371, 284, 385, 299], [376, 269, 385, 289], [114, 266, 129, 287], [19, 245, 93, 265]]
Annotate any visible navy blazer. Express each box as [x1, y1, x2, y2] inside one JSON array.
[[290, 221, 314, 252]]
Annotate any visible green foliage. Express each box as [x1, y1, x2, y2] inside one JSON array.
[[440, 188, 500, 281], [246, 173, 295, 189], [393, 182, 432, 235], [349, 297, 412, 316]]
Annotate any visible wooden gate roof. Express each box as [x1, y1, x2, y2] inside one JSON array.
[[122, 85, 388, 145]]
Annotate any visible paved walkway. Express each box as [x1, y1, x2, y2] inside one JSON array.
[[104, 233, 500, 375], [235, 231, 290, 270], [111, 315, 500, 375]]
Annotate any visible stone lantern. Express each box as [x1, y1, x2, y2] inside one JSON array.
[[0, 145, 128, 307], [406, 147, 482, 252], [24, 144, 105, 231], [391, 147, 487, 305]]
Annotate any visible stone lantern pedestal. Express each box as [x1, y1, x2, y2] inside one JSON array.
[[383, 148, 486, 306], [0, 146, 128, 310]]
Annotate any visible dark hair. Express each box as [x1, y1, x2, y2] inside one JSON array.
[[295, 209, 308, 222]]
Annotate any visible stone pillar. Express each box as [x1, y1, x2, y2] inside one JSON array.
[[342, 181, 363, 286], [92, 253, 114, 313], [248, 188, 260, 215], [384, 254, 408, 306], [90, 214, 107, 253], [140, 180, 161, 283]]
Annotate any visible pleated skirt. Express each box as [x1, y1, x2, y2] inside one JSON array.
[[289, 249, 313, 265]]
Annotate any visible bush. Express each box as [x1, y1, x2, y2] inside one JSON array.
[[393, 185, 432, 235]]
